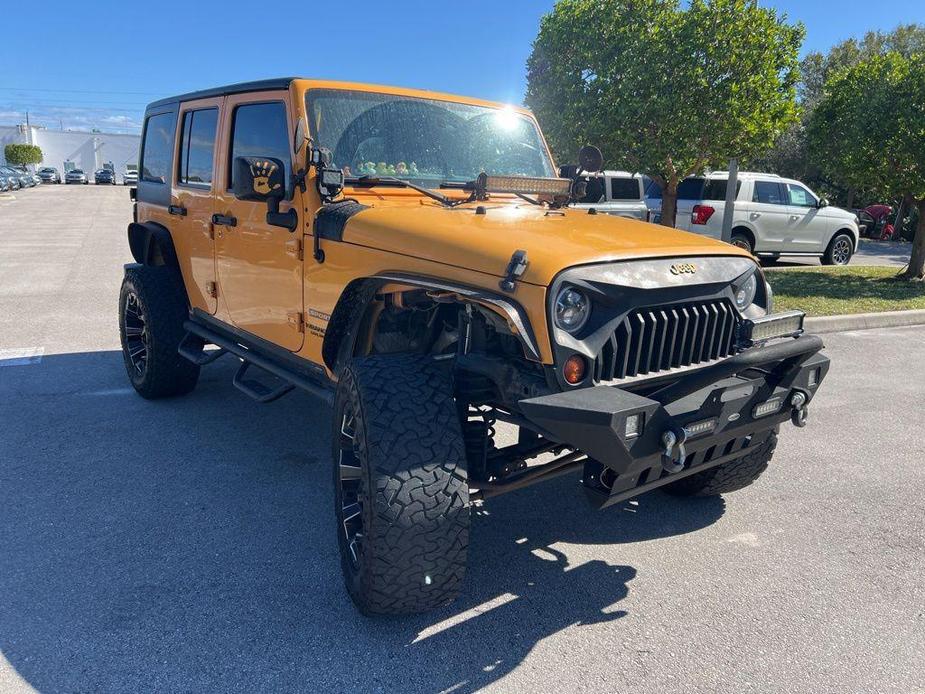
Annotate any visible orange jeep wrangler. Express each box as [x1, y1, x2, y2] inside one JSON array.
[[120, 78, 829, 615]]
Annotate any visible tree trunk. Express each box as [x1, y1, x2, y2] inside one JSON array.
[[846, 188, 855, 209], [660, 182, 679, 228], [902, 199, 925, 280]]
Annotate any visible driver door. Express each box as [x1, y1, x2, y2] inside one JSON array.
[[213, 92, 304, 351]]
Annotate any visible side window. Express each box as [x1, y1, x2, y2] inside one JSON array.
[[787, 183, 817, 208], [579, 176, 605, 204], [676, 177, 705, 200], [752, 180, 786, 205], [229, 102, 291, 195], [701, 179, 741, 201], [610, 177, 642, 200], [178, 108, 218, 187], [140, 112, 175, 184]]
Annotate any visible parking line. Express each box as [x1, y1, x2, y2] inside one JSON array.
[[0, 347, 44, 366]]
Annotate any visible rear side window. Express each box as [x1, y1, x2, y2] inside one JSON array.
[[610, 177, 641, 200], [140, 112, 175, 184], [677, 177, 705, 200], [753, 180, 786, 205], [702, 179, 741, 201], [178, 108, 218, 187], [645, 177, 704, 200], [229, 102, 290, 194]]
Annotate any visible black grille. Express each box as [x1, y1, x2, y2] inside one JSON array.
[[593, 299, 740, 381]]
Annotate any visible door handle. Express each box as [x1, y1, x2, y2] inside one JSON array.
[[212, 213, 237, 227], [790, 215, 800, 220], [168, 204, 187, 216]]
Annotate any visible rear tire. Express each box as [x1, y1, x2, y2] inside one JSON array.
[[333, 354, 469, 615], [730, 232, 754, 255], [119, 265, 199, 399], [662, 431, 777, 497], [822, 232, 854, 265]]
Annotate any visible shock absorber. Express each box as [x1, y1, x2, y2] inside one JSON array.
[[461, 407, 497, 483]]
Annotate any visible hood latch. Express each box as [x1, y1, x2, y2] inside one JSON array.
[[499, 250, 529, 293]]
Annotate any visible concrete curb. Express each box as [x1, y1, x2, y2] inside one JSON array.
[[805, 309, 925, 334]]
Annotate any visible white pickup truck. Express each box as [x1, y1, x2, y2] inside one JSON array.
[[571, 170, 649, 221]]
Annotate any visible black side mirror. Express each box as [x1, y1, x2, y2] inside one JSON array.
[[232, 156, 286, 202], [232, 156, 297, 231]]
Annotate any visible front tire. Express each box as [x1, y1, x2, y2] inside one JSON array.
[[822, 232, 854, 265], [662, 431, 777, 497], [119, 265, 199, 399], [333, 354, 469, 615]]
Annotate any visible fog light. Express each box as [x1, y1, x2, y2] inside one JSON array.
[[808, 367, 820, 387], [753, 398, 783, 418], [683, 418, 717, 439], [563, 355, 586, 384], [624, 413, 643, 439]]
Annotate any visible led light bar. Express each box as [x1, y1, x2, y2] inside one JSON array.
[[753, 398, 783, 419], [741, 310, 805, 344], [479, 174, 572, 197], [683, 418, 717, 439]]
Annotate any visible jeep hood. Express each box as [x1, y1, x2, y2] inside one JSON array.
[[341, 202, 753, 286]]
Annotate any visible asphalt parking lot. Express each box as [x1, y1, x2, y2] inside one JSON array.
[[1, 185, 923, 693]]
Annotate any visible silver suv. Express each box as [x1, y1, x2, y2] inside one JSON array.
[[647, 172, 860, 265]]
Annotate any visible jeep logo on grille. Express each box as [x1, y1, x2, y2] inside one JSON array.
[[669, 263, 697, 276]]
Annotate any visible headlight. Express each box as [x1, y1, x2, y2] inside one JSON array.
[[554, 286, 590, 333], [734, 272, 758, 311]]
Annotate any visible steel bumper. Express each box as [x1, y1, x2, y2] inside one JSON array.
[[519, 334, 829, 508]]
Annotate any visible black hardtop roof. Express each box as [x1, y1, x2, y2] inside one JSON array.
[[146, 77, 299, 110]]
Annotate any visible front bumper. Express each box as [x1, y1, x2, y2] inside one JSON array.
[[520, 334, 828, 508]]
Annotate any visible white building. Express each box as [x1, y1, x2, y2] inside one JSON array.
[[0, 124, 140, 176]]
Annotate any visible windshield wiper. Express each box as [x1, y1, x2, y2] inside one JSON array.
[[345, 175, 468, 207]]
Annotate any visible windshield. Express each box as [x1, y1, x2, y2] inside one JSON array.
[[306, 89, 555, 188]]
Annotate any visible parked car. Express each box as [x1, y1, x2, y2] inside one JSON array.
[[119, 76, 830, 616], [570, 170, 649, 220], [65, 169, 89, 185], [38, 167, 61, 184], [1, 166, 32, 189], [94, 168, 117, 185], [122, 168, 138, 185], [647, 172, 860, 265]]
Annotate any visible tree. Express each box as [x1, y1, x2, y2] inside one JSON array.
[[759, 23, 925, 203], [808, 52, 925, 279], [525, 0, 803, 227], [4, 144, 43, 168]]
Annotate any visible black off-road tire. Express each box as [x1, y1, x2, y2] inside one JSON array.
[[119, 265, 199, 399], [333, 354, 469, 616], [662, 431, 777, 497]]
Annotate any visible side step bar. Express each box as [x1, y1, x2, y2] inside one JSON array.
[[181, 320, 334, 406], [178, 333, 228, 365]]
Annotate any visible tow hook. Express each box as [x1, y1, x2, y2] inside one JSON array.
[[790, 391, 808, 427], [660, 429, 688, 474]]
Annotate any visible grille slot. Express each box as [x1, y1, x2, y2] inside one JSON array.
[[594, 299, 739, 381]]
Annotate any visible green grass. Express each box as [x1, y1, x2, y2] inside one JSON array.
[[768, 265, 925, 316]]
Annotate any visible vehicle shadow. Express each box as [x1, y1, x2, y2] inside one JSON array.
[[0, 350, 725, 693]]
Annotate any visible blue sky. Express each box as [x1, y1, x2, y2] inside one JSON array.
[[0, 0, 920, 134]]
